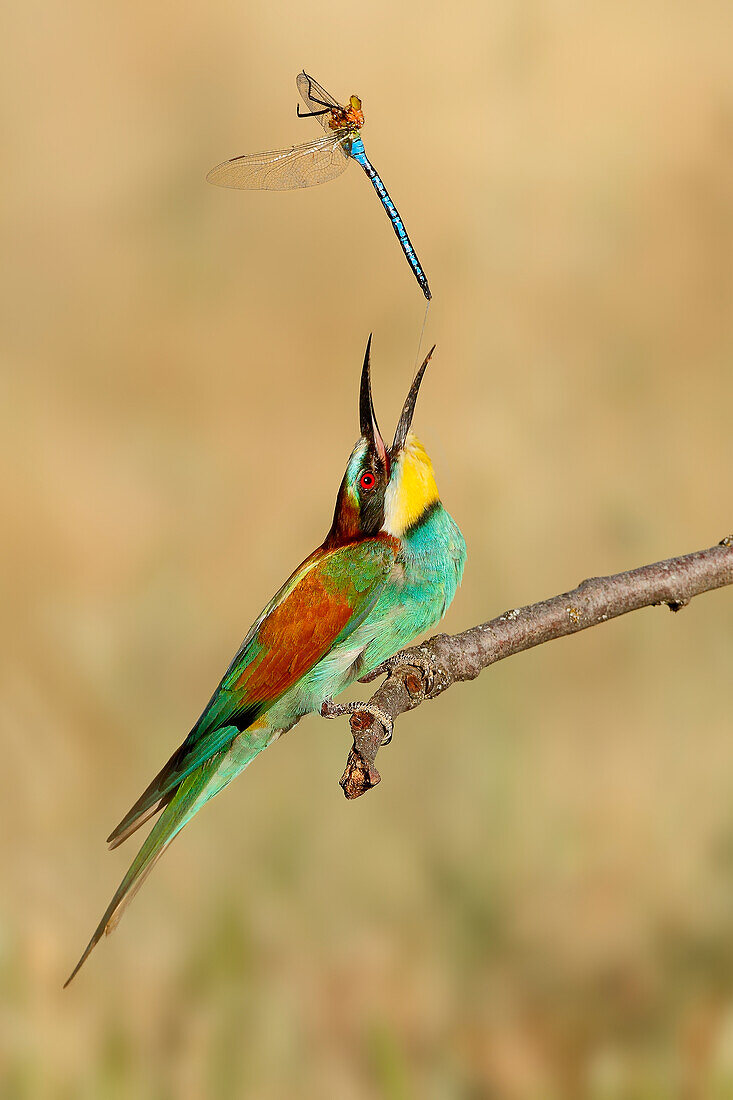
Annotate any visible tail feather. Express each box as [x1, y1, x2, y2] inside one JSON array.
[[64, 762, 218, 987], [65, 723, 279, 987]]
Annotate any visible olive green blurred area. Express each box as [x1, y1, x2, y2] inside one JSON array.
[[2, 0, 733, 1096]]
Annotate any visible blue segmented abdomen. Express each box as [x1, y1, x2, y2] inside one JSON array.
[[349, 137, 431, 300]]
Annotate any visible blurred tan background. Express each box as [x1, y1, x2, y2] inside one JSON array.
[[1, 0, 732, 1096]]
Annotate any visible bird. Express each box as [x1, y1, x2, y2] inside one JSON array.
[[65, 336, 466, 985]]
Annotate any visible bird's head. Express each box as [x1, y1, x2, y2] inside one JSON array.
[[326, 335, 440, 546]]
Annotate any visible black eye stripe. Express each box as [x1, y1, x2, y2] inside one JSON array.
[[355, 464, 387, 535]]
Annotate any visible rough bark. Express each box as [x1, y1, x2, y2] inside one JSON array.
[[335, 537, 733, 799]]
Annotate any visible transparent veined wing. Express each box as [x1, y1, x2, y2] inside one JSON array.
[[296, 71, 341, 132], [206, 133, 350, 191]]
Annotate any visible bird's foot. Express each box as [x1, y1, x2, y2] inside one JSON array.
[[359, 647, 437, 696], [320, 697, 394, 746]]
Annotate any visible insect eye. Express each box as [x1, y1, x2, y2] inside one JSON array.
[[359, 472, 376, 491]]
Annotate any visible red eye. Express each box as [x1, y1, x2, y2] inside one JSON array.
[[359, 472, 376, 491]]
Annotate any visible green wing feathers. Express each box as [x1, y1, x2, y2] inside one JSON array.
[[66, 537, 396, 985], [105, 538, 394, 849], [106, 723, 243, 849]]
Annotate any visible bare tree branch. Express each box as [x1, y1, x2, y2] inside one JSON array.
[[332, 537, 733, 799]]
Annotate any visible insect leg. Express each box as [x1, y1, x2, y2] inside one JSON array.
[[301, 73, 336, 111], [296, 105, 331, 118]]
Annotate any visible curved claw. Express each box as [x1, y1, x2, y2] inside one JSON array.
[[377, 718, 393, 747]]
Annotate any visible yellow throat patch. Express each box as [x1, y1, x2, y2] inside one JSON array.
[[384, 433, 440, 537]]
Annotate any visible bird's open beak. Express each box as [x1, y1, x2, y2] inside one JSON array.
[[360, 334, 389, 470], [391, 345, 436, 455]]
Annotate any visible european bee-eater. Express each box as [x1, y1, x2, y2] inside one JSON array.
[[66, 336, 466, 985]]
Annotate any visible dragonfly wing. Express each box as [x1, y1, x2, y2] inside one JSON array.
[[296, 71, 341, 131], [206, 134, 349, 191]]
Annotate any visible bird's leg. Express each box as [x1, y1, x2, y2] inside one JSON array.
[[358, 647, 438, 695], [320, 697, 394, 746]]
